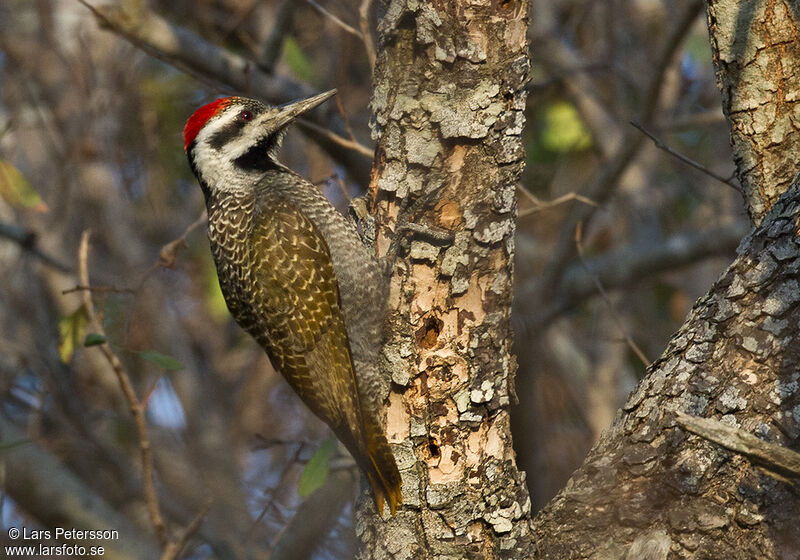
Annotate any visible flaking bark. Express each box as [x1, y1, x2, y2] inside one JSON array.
[[706, 0, 800, 224], [531, 181, 800, 558], [357, 1, 532, 558]]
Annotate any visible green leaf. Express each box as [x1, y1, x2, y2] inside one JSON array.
[[139, 350, 183, 371], [540, 101, 592, 152], [84, 333, 107, 347], [297, 438, 337, 497], [0, 160, 47, 211], [0, 438, 31, 452], [58, 306, 88, 363], [282, 36, 316, 84]]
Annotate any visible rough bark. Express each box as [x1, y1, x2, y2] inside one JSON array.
[[706, 0, 800, 224], [355, 1, 532, 558], [527, 3, 800, 556], [531, 181, 800, 558]]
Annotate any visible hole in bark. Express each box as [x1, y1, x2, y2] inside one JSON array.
[[415, 316, 443, 349], [428, 437, 440, 459]]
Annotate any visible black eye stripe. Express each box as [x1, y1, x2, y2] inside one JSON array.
[[208, 119, 247, 150]]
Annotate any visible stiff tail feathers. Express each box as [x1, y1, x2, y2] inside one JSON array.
[[363, 424, 403, 515], [335, 408, 402, 515]]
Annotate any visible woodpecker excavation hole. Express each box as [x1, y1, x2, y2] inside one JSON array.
[[428, 437, 441, 459], [415, 316, 443, 350]]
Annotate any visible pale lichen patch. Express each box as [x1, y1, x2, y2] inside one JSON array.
[[387, 390, 410, 442]]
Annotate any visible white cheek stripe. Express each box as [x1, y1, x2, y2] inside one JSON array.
[[191, 106, 273, 193], [193, 104, 244, 146]]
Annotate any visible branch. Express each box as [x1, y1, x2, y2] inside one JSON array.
[[359, 0, 376, 70], [575, 221, 649, 366], [631, 121, 740, 191], [159, 500, 212, 560], [516, 222, 748, 329], [77, 0, 373, 185], [517, 188, 597, 217], [675, 412, 800, 478], [306, 0, 362, 39], [0, 415, 161, 559], [0, 221, 72, 273], [537, 0, 704, 297], [269, 469, 357, 560], [78, 231, 167, 546], [257, 0, 297, 73]]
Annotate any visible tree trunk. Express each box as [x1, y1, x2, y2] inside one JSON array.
[[531, 180, 800, 558], [706, 0, 800, 224], [356, 1, 533, 558], [530, 2, 800, 557]]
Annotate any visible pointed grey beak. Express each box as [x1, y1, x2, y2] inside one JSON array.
[[272, 89, 337, 129]]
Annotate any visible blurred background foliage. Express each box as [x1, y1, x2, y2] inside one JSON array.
[[0, 0, 745, 558]]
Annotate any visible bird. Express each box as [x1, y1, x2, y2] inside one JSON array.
[[183, 90, 402, 515]]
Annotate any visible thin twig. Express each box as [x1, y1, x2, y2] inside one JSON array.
[[159, 499, 212, 560], [306, 0, 362, 39], [631, 121, 741, 192], [516, 222, 748, 331], [297, 118, 374, 158], [518, 188, 598, 217], [0, 221, 72, 273], [675, 412, 800, 478], [335, 96, 359, 146], [246, 443, 305, 545], [159, 212, 207, 269], [658, 109, 727, 132], [61, 284, 135, 295], [537, 0, 704, 298], [77, 0, 373, 183], [136, 211, 207, 292], [78, 231, 167, 546], [257, 0, 297, 72], [359, 0, 376, 70], [574, 222, 649, 367]]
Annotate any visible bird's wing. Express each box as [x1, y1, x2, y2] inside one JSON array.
[[248, 196, 364, 433], [248, 195, 402, 514]]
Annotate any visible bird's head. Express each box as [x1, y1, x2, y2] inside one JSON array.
[[183, 89, 337, 194]]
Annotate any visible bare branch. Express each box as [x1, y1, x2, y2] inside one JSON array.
[[77, 0, 373, 184], [160, 500, 213, 560], [0, 221, 72, 273], [61, 284, 135, 295], [0, 415, 161, 559], [631, 121, 741, 191], [158, 212, 207, 270], [269, 469, 357, 560], [258, 0, 297, 73], [516, 222, 747, 329], [135, 211, 207, 293], [306, 0, 362, 39], [675, 412, 800, 478], [537, 0, 705, 297], [296, 118, 374, 158], [574, 222, 650, 366], [359, 0, 376, 70], [78, 231, 167, 546], [518, 187, 598, 217], [77, 0, 299, 101]]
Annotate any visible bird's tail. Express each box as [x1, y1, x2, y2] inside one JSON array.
[[362, 421, 402, 515], [336, 403, 402, 514]]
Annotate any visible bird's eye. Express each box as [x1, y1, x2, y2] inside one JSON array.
[[239, 110, 254, 122]]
